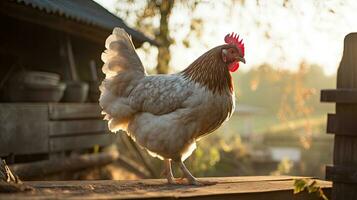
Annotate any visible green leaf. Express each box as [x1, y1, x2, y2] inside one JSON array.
[[293, 179, 329, 200]]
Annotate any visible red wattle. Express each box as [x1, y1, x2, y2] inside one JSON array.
[[228, 62, 239, 72]]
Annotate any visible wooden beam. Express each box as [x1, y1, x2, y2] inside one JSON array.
[[321, 89, 357, 103], [127, 136, 159, 178], [50, 134, 117, 152], [48, 103, 102, 120], [9, 151, 119, 179], [65, 37, 79, 81], [0, 176, 331, 200], [115, 155, 151, 178], [49, 120, 108, 136]]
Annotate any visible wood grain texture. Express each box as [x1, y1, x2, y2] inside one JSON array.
[[49, 120, 108, 136], [0, 104, 49, 156], [49, 133, 118, 152], [0, 176, 331, 200], [48, 103, 102, 120], [9, 151, 119, 179], [326, 165, 357, 184], [0, 103, 112, 156]]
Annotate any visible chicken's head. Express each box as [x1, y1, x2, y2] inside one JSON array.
[[221, 33, 245, 72]]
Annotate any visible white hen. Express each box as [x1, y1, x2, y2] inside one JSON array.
[[99, 28, 245, 185]]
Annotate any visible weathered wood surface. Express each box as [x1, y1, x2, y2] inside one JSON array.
[[48, 103, 102, 120], [0, 176, 331, 200], [0, 104, 48, 156], [9, 151, 119, 179], [49, 120, 108, 136], [0, 103, 113, 157], [50, 134, 117, 152], [326, 165, 357, 184], [321, 32, 357, 200]]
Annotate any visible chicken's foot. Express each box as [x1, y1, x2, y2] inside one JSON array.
[[178, 160, 216, 186]]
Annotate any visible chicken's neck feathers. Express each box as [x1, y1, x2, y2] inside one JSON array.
[[181, 45, 234, 94]]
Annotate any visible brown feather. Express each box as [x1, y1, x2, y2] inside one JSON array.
[[182, 45, 234, 94]]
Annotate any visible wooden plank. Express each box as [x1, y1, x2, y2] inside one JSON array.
[[48, 103, 102, 120], [321, 89, 357, 103], [10, 151, 119, 179], [327, 113, 357, 136], [0, 104, 48, 156], [333, 135, 357, 166], [49, 120, 108, 136], [326, 165, 357, 184], [0, 176, 331, 200], [49, 133, 117, 152]]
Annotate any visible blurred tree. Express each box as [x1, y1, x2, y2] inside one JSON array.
[[115, 0, 205, 74]]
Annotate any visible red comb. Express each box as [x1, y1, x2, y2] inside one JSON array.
[[224, 32, 245, 57]]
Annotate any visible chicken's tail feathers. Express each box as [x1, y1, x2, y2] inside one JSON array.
[[101, 27, 146, 78], [99, 28, 144, 130]]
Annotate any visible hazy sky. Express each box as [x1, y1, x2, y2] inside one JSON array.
[[95, 0, 357, 75]]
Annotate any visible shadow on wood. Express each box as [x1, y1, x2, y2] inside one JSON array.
[[0, 176, 331, 200]]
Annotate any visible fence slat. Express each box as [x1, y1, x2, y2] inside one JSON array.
[[49, 120, 108, 136], [321, 89, 357, 103], [48, 103, 102, 120], [50, 134, 117, 152]]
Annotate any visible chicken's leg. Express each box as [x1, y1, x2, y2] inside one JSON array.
[[164, 159, 175, 184], [178, 160, 201, 185], [178, 160, 216, 186]]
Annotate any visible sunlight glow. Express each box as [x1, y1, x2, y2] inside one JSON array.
[[95, 0, 357, 75]]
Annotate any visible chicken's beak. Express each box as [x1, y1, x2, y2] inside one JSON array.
[[236, 56, 246, 64]]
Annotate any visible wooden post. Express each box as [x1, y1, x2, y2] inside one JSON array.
[[321, 33, 357, 199]]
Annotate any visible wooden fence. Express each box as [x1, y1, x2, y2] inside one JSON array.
[[321, 33, 357, 199], [0, 103, 116, 158]]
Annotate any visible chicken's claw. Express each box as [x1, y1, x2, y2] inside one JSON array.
[[187, 178, 217, 186]]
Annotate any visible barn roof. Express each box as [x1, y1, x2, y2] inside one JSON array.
[[6, 0, 157, 46]]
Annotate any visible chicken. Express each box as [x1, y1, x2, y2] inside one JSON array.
[[99, 28, 245, 185]]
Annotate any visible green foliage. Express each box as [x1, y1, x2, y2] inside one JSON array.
[[271, 158, 293, 175], [293, 178, 328, 200]]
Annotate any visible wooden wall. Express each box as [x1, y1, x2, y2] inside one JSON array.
[[0, 103, 117, 162]]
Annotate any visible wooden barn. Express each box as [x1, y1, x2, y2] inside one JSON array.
[[0, 0, 157, 177]]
